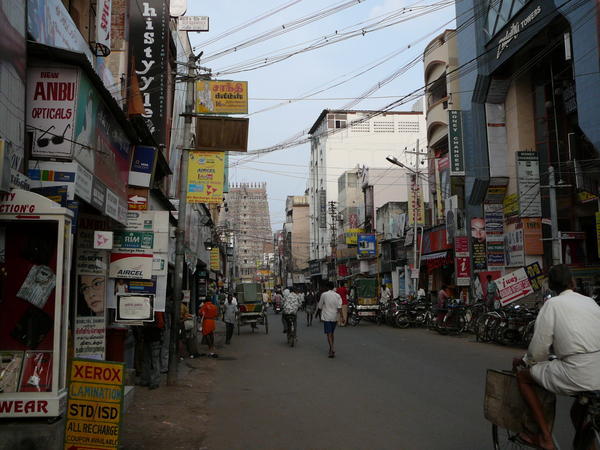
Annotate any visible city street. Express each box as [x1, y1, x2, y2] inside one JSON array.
[[204, 311, 574, 450]]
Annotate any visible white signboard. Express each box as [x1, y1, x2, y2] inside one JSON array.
[[178, 16, 209, 31], [517, 151, 542, 217], [116, 294, 154, 321], [76, 249, 108, 274], [109, 253, 153, 279], [26, 67, 78, 158], [497, 268, 534, 307], [504, 229, 525, 267], [94, 231, 113, 250], [152, 255, 167, 276], [28, 161, 93, 202], [74, 316, 105, 360]]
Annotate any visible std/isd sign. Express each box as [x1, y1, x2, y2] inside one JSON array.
[[64, 359, 125, 450]]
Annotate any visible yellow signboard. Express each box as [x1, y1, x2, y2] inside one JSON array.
[[65, 360, 124, 450], [187, 151, 224, 204], [408, 174, 425, 226], [345, 228, 364, 245], [195, 80, 248, 114], [210, 247, 220, 271], [503, 193, 519, 217], [578, 191, 598, 203]]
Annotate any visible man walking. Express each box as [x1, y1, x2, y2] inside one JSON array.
[[316, 281, 342, 358], [336, 281, 349, 326], [223, 293, 237, 345]]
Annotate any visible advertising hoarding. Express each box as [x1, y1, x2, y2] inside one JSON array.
[[195, 80, 248, 114], [187, 151, 225, 204]]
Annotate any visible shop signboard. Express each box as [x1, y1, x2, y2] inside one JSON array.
[[496, 268, 534, 307], [455, 236, 470, 286], [516, 151, 541, 217], [178, 15, 209, 31], [26, 67, 78, 158], [94, 231, 113, 250], [448, 110, 464, 175], [503, 193, 519, 216], [408, 174, 425, 226], [129, 0, 168, 145], [210, 247, 220, 271], [357, 234, 376, 258], [109, 253, 152, 279], [28, 161, 93, 203], [195, 80, 248, 114], [318, 190, 327, 228], [525, 261, 545, 291], [128, 187, 149, 210], [113, 231, 154, 252], [504, 229, 525, 267], [187, 151, 225, 204], [128, 146, 157, 188], [91, 179, 107, 212], [345, 228, 364, 245], [309, 260, 321, 275], [485, 204, 505, 267], [65, 359, 124, 449]]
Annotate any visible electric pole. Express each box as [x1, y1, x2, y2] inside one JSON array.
[[168, 52, 196, 386], [328, 201, 338, 284]]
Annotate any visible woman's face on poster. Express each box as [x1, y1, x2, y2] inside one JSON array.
[[80, 275, 105, 315]]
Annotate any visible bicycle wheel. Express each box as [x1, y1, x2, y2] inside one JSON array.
[[475, 314, 491, 342], [492, 424, 529, 449]]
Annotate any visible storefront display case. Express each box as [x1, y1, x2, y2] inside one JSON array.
[[0, 190, 73, 418]]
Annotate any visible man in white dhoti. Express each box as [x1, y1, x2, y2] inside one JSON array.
[[513, 264, 600, 449]]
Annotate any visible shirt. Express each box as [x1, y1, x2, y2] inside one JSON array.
[[337, 286, 348, 305], [283, 292, 302, 314], [380, 287, 391, 303], [317, 290, 342, 322], [223, 301, 237, 324], [525, 289, 600, 365]]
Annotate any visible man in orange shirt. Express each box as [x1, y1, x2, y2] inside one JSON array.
[[199, 300, 218, 358]]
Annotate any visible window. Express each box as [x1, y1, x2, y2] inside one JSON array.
[[398, 121, 420, 133], [373, 121, 395, 133]]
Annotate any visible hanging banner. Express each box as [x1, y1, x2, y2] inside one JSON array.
[[210, 247, 220, 271], [408, 174, 425, 226], [195, 80, 248, 114], [496, 268, 534, 307], [95, 0, 112, 56], [448, 110, 464, 175], [484, 204, 505, 267], [516, 151, 542, 217], [187, 151, 224, 204], [129, 0, 168, 145], [471, 217, 487, 272]]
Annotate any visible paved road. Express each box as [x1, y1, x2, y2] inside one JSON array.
[[204, 311, 573, 450]]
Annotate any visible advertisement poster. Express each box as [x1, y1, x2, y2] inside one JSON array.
[[74, 317, 105, 360], [129, 0, 167, 145], [128, 145, 157, 188], [357, 234, 377, 258], [109, 253, 153, 279], [516, 151, 542, 217], [523, 218, 543, 255], [345, 228, 364, 245], [455, 236, 470, 286], [484, 204, 504, 267], [471, 217, 487, 272], [19, 351, 52, 392], [26, 67, 78, 158], [187, 151, 225, 204], [195, 80, 248, 114], [113, 231, 154, 253], [0, 351, 24, 393], [117, 295, 153, 321], [503, 193, 519, 217], [76, 249, 107, 275], [496, 268, 534, 307], [504, 229, 525, 267], [77, 275, 106, 317], [525, 262, 545, 291], [73, 73, 97, 171], [210, 248, 220, 271]]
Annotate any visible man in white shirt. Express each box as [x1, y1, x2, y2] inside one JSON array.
[[316, 281, 342, 358], [380, 284, 391, 305], [223, 293, 238, 345], [514, 264, 600, 449]]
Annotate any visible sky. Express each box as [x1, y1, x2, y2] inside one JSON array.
[[186, 0, 456, 231]]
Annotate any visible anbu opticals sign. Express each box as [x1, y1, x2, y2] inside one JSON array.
[[26, 67, 78, 158]]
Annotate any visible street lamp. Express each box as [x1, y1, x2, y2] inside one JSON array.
[[386, 146, 422, 296]]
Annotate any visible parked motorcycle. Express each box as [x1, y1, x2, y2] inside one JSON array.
[[347, 300, 360, 326]]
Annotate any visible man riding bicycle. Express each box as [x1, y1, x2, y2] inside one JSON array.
[[513, 264, 600, 449], [282, 286, 302, 337]]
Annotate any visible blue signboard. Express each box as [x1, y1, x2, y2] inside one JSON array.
[[129, 145, 157, 187], [357, 234, 376, 258]]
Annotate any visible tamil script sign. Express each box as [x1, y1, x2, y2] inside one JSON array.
[[496, 268, 534, 307], [178, 16, 209, 31], [195, 80, 248, 114], [187, 151, 224, 204], [65, 359, 124, 449]]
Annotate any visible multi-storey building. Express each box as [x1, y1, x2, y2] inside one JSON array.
[[221, 183, 273, 283], [308, 108, 427, 275], [283, 195, 310, 286]]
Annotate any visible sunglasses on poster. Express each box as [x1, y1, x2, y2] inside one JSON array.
[[37, 124, 71, 148]]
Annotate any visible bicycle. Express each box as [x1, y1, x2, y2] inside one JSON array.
[[284, 313, 297, 347]]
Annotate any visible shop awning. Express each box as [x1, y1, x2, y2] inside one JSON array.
[[420, 251, 452, 272], [420, 251, 448, 262]]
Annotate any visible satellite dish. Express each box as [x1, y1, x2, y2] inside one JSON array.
[[170, 0, 187, 17]]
